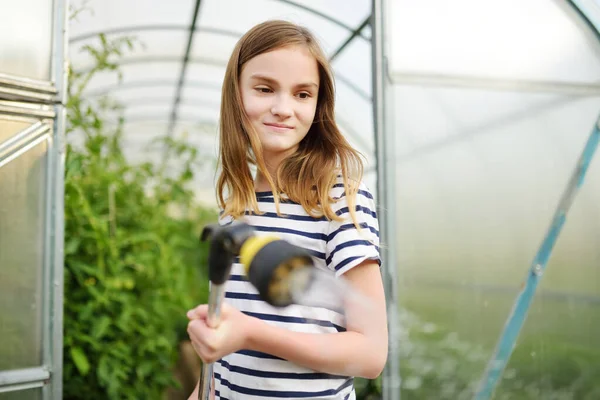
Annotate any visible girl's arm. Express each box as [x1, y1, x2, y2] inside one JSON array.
[[187, 260, 388, 379]]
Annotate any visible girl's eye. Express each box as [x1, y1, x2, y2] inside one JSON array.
[[297, 92, 311, 99], [256, 87, 272, 93]]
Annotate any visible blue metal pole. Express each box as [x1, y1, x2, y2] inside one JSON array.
[[473, 115, 600, 400]]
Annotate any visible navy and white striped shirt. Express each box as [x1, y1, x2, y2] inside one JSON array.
[[214, 180, 381, 400]]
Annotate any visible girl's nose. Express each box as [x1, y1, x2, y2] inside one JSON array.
[[270, 94, 293, 118]]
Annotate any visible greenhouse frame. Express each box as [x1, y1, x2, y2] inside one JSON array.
[[1, 0, 599, 399]]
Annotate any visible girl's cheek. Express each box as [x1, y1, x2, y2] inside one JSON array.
[[243, 102, 263, 119]]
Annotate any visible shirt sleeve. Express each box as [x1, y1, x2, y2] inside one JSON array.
[[326, 182, 381, 277]]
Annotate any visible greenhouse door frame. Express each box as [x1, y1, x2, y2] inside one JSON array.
[[372, 0, 400, 399], [0, 0, 67, 398]]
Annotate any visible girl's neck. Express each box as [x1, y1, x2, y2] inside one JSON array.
[[254, 171, 274, 192], [255, 149, 295, 192]]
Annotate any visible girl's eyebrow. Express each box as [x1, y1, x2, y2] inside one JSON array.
[[250, 73, 318, 89]]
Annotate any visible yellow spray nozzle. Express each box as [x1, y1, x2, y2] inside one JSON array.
[[238, 234, 315, 307], [239, 235, 280, 274]]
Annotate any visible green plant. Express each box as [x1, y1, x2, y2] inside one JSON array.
[[62, 33, 217, 399]]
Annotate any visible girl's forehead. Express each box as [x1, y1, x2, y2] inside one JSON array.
[[242, 46, 319, 84]]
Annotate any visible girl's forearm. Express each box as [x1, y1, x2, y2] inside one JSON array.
[[245, 316, 387, 379]]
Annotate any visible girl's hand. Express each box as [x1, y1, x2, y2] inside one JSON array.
[[186, 303, 255, 363]]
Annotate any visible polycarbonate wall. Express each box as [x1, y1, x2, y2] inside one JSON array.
[[388, 0, 600, 398], [68, 0, 379, 205]]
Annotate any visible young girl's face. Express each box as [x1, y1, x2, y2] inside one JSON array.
[[240, 45, 319, 163]]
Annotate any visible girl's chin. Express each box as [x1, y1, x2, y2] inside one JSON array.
[[261, 144, 299, 157]]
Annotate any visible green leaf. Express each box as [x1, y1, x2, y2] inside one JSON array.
[[70, 346, 90, 376], [136, 361, 154, 380], [91, 316, 111, 339]]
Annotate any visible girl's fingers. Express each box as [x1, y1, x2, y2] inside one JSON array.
[[187, 304, 209, 320], [187, 319, 219, 351]]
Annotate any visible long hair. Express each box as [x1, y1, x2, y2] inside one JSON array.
[[217, 19, 364, 224]]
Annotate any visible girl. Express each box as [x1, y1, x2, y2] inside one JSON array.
[[187, 20, 388, 399]]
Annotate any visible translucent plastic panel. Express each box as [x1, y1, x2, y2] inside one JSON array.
[[189, 31, 240, 65], [177, 103, 220, 122], [393, 84, 600, 398], [178, 97, 220, 116], [181, 80, 221, 101], [82, 62, 183, 94], [0, 138, 48, 370], [88, 86, 177, 106], [121, 104, 171, 121], [0, 388, 42, 400], [69, 30, 188, 69], [199, 0, 350, 55], [69, 0, 196, 33], [183, 64, 227, 87], [334, 83, 374, 155], [494, 147, 600, 399], [0, 118, 32, 144], [117, 116, 217, 149], [284, 0, 372, 28], [363, 168, 377, 202], [389, 0, 600, 84], [0, 0, 52, 80], [394, 86, 592, 156], [180, 85, 222, 108], [331, 38, 372, 98]]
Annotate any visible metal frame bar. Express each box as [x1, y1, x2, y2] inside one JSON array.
[[47, 0, 68, 398], [275, 0, 369, 39], [105, 112, 217, 125], [569, 0, 600, 39], [0, 102, 55, 119], [73, 55, 226, 74], [102, 96, 220, 109], [0, 122, 50, 160], [391, 71, 600, 96], [83, 79, 221, 97], [70, 25, 241, 43], [0, 126, 51, 169], [167, 0, 203, 140], [109, 116, 216, 126], [0, 73, 57, 93], [0, 367, 50, 394], [0, 73, 57, 103], [329, 15, 372, 62], [372, 0, 400, 399]]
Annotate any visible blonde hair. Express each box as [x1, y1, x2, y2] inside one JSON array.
[[217, 19, 364, 224]]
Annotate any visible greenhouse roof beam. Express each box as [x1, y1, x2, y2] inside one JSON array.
[[73, 57, 371, 101], [69, 25, 241, 43], [391, 72, 600, 96], [329, 14, 372, 62], [167, 0, 204, 141], [84, 79, 221, 98], [274, 0, 369, 40]]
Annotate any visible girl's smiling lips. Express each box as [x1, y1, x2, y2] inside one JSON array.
[[263, 122, 294, 132]]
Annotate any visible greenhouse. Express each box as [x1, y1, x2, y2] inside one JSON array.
[[1, 0, 599, 399]]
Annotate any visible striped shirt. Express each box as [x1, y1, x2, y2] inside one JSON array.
[[214, 180, 381, 400]]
